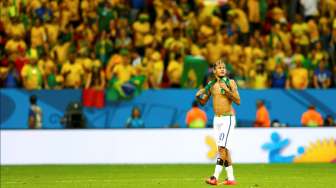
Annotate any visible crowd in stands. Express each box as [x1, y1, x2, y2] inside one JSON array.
[[0, 0, 335, 92]]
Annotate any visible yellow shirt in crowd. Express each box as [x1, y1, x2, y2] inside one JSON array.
[[113, 64, 135, 83], [290, 67, 308, 89], [7, 22, 25, 38], [248, 0, 260, 23], [38, 59, 55, 75], [167, 60, 183, 85], [28, 0, 42, 11], [61, 61, 84, 87], [292, 23, 308, 36], [251, 72, 268, 89], [31, 26, 46, 48], [206, 42, 223, 64], [51, 42, 71, 64], [133, 21, 150, 47], [45, 23, 59, 45], [21, 64, 43, 90], [232, 9, 249, 33], [5, 39, 27, 55]]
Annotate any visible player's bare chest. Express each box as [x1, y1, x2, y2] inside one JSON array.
[[211, 83, 223, 95]]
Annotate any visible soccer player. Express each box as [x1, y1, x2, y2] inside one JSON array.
[[196, 59, 241, 185]]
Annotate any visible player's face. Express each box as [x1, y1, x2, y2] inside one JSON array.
[[214, 63, 226, 77]]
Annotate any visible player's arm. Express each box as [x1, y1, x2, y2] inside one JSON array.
[[195, 80, 214, 105], [195, 88, 206, 98], [195, 88, 209, 106], [220, 79, 241, 105]]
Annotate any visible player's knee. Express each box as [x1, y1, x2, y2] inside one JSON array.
[[218, 146, 226, 159], [218, 146, 226, 153], [216, 158, 224, 166], [218, 147, 228, 155], [224, 160, 230, 167]]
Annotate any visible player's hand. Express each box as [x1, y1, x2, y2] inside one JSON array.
[[219, 80, 231, 92], [196, 88, 205, 97]]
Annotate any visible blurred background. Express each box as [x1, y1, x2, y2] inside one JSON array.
[[0, 0, 335, 165]]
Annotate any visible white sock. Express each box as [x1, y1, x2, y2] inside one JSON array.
[[213, 165, 223, 179], [225, 166, 235, 181]]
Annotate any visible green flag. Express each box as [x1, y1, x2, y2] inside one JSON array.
[[181, 55, 209, 88]]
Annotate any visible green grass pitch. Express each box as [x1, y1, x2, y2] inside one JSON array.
[[1, 164, 336, 188]]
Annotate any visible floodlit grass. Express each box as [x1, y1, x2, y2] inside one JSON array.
[[1, 164, 336, 188]]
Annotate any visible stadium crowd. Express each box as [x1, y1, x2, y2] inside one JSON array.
[[0, 0, 335, 91]]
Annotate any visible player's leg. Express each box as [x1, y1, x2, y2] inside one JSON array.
[[206, 117, 223, 185], [222, 116, 236, 185], [223, 148, 236, 184], [213, 146, 226, 179], [205, 146, 225, 185]]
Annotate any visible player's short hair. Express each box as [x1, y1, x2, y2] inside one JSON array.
[[214, 58, 226, 69]]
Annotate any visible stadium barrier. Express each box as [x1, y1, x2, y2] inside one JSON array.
[[1, 128, 335, 165], [1, 89, 336, 128]]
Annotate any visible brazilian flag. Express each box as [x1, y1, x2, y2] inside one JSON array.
[[180, 55, 209, 88], [106, 76, 146, 102]]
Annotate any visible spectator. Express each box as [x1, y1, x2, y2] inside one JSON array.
[[106, 53, 123, 81], [167, 53, 183, 88], [30, 19, 47, 49], [247, 0, 261, 32], [301, 105, 323, 127], [313, 59, 332, 89], [14, 47, 29, 81], [35, 1, 52, 22], [83, 63, 106, 109], [324, 115, 335, 126], [147, 51, 164, 88], [95, 31, 113, 66], [185, 100, 207, 128], [205, 36, 223, 64], [133, 13, 151, 55], [111, 50, 136, 95], [38, 53, 57, 89], [85, 64, 106, 90], [126, 107, 145, 128], [61, 53, 84, 89], [0, 56, 9, 87], [6, 17, 26, 39], [310, 42, 327, 68], [254, 100, 271, 127], [28, 95, 42, 129], [249, 61, 268, 89], [5, 34, 27, 61], [291, 14, 309, 51], [2, 61, 19, 88], [50, 39, 71, 65], [21, 52, 44, 90], [270, 63, 287, 88], [115, 29, 132, 52], [234, 66, 248, 88], [97, 1, 116, 33], [286, 56, 309, 89], [45, 17, 60, 47], [0, 0, 335, 92], [227, 4, 249, 45]]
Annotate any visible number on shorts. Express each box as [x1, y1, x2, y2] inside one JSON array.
[[219, 133, 225, 141]]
